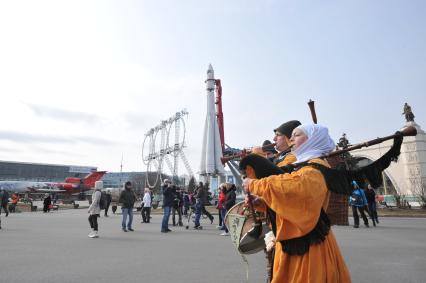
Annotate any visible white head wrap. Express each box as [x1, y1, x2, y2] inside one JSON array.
[[293, 124, 335, 163]]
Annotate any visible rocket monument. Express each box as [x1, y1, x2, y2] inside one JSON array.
[[199, 64, 225, 176]]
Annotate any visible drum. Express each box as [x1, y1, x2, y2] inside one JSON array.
[[224, 201, 270, 255]]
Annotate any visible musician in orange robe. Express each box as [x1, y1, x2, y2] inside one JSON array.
[[243, 124, 351, 283], [250, 120, 300, 213]]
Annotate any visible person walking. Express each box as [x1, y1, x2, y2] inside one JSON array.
[[119, 181, 137, 232], [193, 188, 203, 229], [88, 181, 103, 238], [161, 179, 174, 233], [365, 184, 379, 226], [141, 188, 152, 223], [0, 188, 8, 229], [43, 193, 52, 213], [172, 186, 183, 227], [183, 191, 190, 217], [220, 183, 236, 236], [0, 189, 9, 217], [104, 189, 112, 217], [217, 184, 226, 229], [196, 182, 214, 224], [349, 181, 369, 228]]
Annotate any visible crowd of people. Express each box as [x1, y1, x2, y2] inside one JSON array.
[[83, 178, 237, 238], [160, 179, 229, 233]]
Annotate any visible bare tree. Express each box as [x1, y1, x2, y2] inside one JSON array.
[[411, 180, 426, 209]]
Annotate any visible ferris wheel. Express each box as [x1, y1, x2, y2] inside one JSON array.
[[142, 109, 194, 188]]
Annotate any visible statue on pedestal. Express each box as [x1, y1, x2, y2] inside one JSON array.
[[403, 103, 415, 122], [338, 133, 349, 149]]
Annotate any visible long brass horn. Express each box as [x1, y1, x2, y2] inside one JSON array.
[[221, 142, 277, 164], [328, 126, 417, 158]]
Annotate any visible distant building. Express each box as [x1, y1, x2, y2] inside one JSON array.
[[102, 172, 144, 188], [0, 160, 97, 182], [103, 172, 185, 197]]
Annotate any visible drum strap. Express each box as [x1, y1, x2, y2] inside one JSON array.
[[266, 208, 277, 236]]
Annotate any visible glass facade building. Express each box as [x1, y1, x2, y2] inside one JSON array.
[[102, 172, 140, 188], [0, 160, 97, 182]]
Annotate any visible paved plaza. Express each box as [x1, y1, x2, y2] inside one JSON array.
[[1, 209, 425, 283]]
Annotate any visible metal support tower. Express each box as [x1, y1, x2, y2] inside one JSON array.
[[142, 109, 194, 187]]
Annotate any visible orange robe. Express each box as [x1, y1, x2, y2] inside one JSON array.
[[249, 158, 351, 283], [254, 153, 296, 213]]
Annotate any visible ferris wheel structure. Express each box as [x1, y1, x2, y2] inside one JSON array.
[[142, 109, 194, 188]]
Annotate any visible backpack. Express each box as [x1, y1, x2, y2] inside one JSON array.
[[351, 190, 364, 206], [99, 191, 107, 210]]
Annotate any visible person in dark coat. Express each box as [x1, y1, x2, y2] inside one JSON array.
[[0, 189, 9, 217], [161, 179, 174, 233], [43, 194, 52, 213], [262, 139, 278, 162], [193, 182, 214, 229], [198, 183, 214, 222], [182, 191, 190, 216], [104, 190, 112, 217], [365, 184, 379, 226], [119, 181, 137, 232], [172, 186, 183, 226]]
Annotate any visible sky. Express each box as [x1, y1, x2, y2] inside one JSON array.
[[0, 0, 425, 175]]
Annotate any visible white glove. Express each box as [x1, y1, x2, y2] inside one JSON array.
[[264, 231, 276, 252]]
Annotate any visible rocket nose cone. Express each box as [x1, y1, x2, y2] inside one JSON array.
[[207, 64, 214, 78]]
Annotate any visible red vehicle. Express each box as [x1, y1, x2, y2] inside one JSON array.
[[0, 171, 107, 195]]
